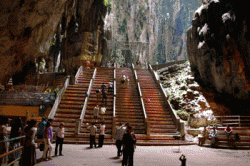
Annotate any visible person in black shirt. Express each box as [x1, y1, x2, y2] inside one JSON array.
[[102, 90, 107, 106], [122, 126, 136, 166], [101, 82, 106, 94], [179, 154, 186, 166]]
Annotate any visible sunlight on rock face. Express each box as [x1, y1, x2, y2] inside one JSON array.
[[158, 61, 215, 124]]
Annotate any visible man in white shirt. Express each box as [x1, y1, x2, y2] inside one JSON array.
[[114, 123, 126, 157], [88, 122, 97, 148], [54, 122, 65, 156]]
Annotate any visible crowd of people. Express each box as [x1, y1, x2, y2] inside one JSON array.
[[198, 125, 240, 148], [0, 116, 65, 166]]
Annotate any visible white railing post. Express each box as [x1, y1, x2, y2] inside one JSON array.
[[112, 68, 117, 138], [75, 66, 83, 84]]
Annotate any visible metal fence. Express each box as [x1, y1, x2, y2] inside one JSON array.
[[0, 135, 25, 166]]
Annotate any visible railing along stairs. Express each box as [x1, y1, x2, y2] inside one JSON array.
[[48, 75, 70, 119], [75, 68, 97, 135]]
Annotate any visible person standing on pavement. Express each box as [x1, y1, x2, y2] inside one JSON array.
[[20, 119, 37, 166], [179, 154, 186, 166], [122, 125, 136, 166], [88, 122, 97, 148], [54, 122, 65, 156], [98, 121, 105, 148], [0, 115, 9, 166], [42, 122, 53, 161], [37, 117, 46, 147], [114, 123, 126, 157]]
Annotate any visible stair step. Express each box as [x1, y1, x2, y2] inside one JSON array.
[[56, 109, 82, 114], [54, 114, 80, 118]]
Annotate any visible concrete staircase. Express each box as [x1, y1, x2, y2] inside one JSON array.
[[52, 67, 192, 145], [116, 68, 146, 134], [136, 69, 178, 135], [73, 68, 114, 144], [53, 69, 94, 141]]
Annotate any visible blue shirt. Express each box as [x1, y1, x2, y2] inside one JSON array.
[[37, 121, 46, 136]]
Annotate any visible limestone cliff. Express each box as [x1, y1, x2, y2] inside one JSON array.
[[187, 0, 250, 102], [0, 0, 107, 85], [104, 0, 200, 66]]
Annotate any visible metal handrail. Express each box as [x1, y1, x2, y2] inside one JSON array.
[[79, 97, 89, 121], [114, 69, 116, 96], [137, 82, 142, 97], [87, 79, 93, 97], [48, 75, 70, 119], [112, 68, 117, 138], [214, 115, 250, 127], [92, 68, 97, 79], [0, 135, 25, 143], [75, 68, 97, 135], [140, 98, 147, 119], [112, 96, 116, 138], [134, 70, 138, 81], [114, 80, 116, 96], [0, 135, 25, 164], [131, 63, 135, 70], [215, 115, 250, 118], [75, 66, 83, 84]]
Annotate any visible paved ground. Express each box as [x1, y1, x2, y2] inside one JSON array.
[[35, 144, 250, 166]]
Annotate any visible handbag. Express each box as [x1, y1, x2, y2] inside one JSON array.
[[39, 143, 44, 151]]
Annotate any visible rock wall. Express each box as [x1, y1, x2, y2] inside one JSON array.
[[104, 0, 201, 66], [0, 0, 107, 85], [187, 0, 250, 101]]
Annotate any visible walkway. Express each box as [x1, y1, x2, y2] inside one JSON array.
[[35, 144, 250, 166]]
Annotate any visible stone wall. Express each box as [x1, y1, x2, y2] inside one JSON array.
[[0, 0, 107, 85], [187, 0, 250, 101]]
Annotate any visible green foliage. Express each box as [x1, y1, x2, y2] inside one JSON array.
[[118, 19, 127, 34], [104, 0, 113, 8], [176, 110, 189, 120]]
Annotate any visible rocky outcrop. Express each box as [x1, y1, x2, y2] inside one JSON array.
[[187, 0, 250, 101], [0, 0, 107, 85]]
